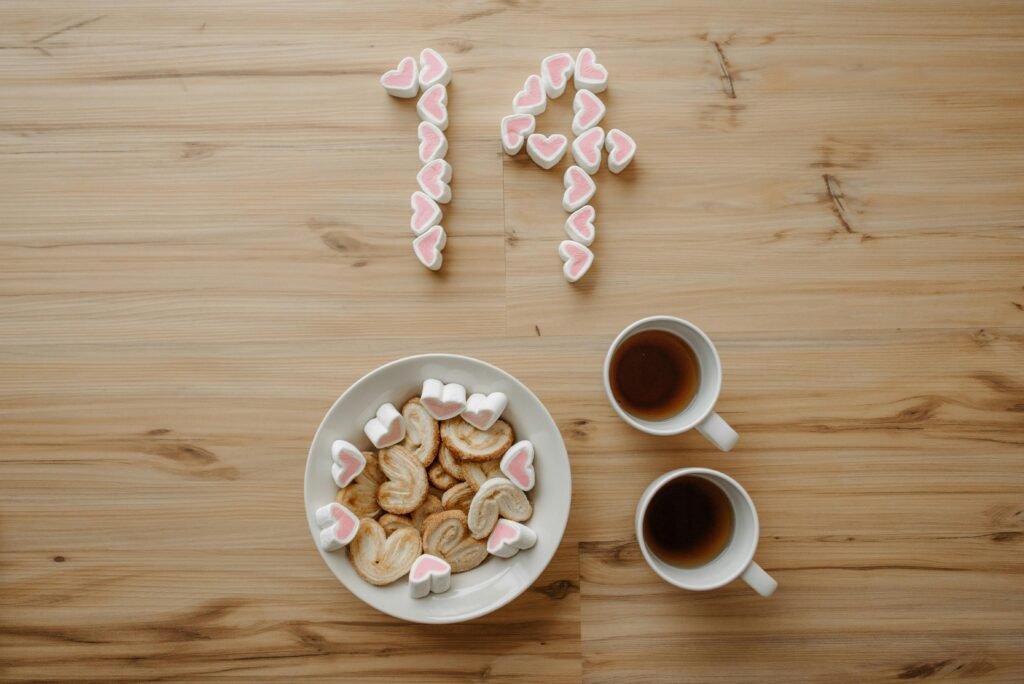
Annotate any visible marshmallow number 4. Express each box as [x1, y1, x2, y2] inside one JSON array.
[[462, 391, 508, 431], [500, 440, 536, 491], [408, 554, 452, 598], [487, 519, 537, 559]]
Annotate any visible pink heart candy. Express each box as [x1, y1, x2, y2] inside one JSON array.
[[562, 165, 596, 211], [381, 56, 417, 89], [413, 225, 446, 271], [487, 520, 520, 552], [418, 48, 450, 88], [572, 127, 604, 173], [501, 114, 536, 154], [410, 555, 449, 581], [500, 440, 535, 491], [417, 159, 452, 203], [606, 128, 637, 173], [558, 239, 594, 283], [575, 48, 608, 92], [565, 205, 595, 246], [542, 53, 574, 96], [572, 89, 606, 135], [410, 191, 442, 235], [331, 507, 358, 539], [417, 84, 448, 130], [418, 121, 447, 164], [513, 74, 546, 115]]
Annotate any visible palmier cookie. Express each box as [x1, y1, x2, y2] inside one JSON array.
[[336, 451, 385, 518], [348, 518, 422, 586], [399, 398, 440, 467], [379, 513, 413, 535], [441, 482, 474, 513], [441, 416, 514, 462], [410, 494, 443, 529], [421, 510, 488, 574], [462, 458, 502, 492], [438, 444, 464, 480], [429, 461, 459, 491], [467, 477, 533, 539], [377, 444, 428, 514]]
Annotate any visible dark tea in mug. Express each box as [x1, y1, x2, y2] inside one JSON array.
[[609, 329, 700, 420], [642, 475, 735, 568]]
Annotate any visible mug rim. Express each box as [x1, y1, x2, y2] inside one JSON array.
[[602, 316, 722, 436], [634, 467, 760, 592]]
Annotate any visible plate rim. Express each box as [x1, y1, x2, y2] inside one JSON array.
[[303, 353, 572, 624]]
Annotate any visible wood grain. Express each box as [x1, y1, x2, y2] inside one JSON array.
[[1, 1, 1022, 681]]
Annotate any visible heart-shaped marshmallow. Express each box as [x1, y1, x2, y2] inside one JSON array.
[[565, 205, 596, 246], [526, 133, 567, 170], [420, 379, 467, 420], [574, 48, 608, 93], [417, 159, 452, 204], [605, 128, 637, 174], [364, 402, 405, 448], [559, 239, 594, 283], [462, 391, 508, 431], [500, 114, 536, 155], [410, 191, 442, 235], [541, 52, 574, 99], [413, 224, 446, 271], [417, 84, 449, 131], [330, 439, 367, 488], [513, 74, 546, 116], [572, 126, 605, 175], [487, 519, 537, 558], [380, 56, 419, 98], [418, 121, 448, 164], [562, 165, 596, 212], [408, 553, 452, 598], [314, 502, 359, 551], [572, 89, 606, 136], [418, 48, 451, 89], [500, 440, 536, 491]]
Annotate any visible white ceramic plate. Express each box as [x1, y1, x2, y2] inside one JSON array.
[[304, 354, 571, 624]]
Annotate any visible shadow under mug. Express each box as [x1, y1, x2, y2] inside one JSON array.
[[635, 468, 778, 597], [602, 316, 739, 451]]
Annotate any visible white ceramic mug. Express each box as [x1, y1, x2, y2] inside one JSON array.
[[635, 468, 778, 597], [603, 316, 739, 451]]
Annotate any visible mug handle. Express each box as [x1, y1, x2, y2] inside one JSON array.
[[741, 561, 778, 597], [696, 411, 739, 452]]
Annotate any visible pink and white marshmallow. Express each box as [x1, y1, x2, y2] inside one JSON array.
[[559, 240, 594, 283], [572, 89, 606, 135], [417, 84, 449, 131], [420, 379, 467, 420], [574, 48, 608, 93], [462, 391, 508, 431], [330, 439, 367, 488], [418, 48, 451, 89], [540, 52, 574, 99], [364, 402, 405, 448], [418, 121, 447, 164], [572, 127, 605, 175], [417, 159, 452, 204], [500, 114, 536, 155], [564, 205, 596, 246], [487, 519, 537, 559], [408, 554, 452, 598], [410, 191, 443, 236], [380, 56, 419, 98], [315, 502, 359, 551], [500, 440, 536, 491], [562, 165, 596, 212], [512, 74, 546, 116], [526, 133, 568, 170], [413, 224, 446, 271], [605, 128, 637, 174]]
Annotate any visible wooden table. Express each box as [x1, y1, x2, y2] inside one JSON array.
[[2, 1, 1022, 681]]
